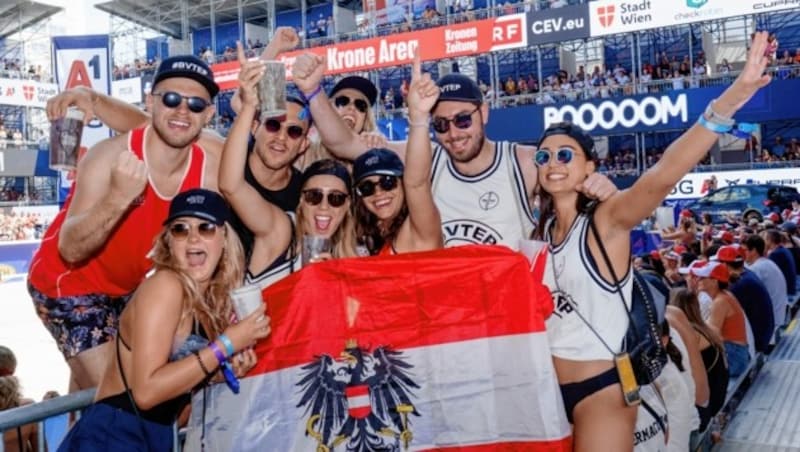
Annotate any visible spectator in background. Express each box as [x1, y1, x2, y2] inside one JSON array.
[[763, 229, 797, 297], [744, 234, 787, 328], [770, 136, 786, 158], [0, 345, 38, 452], [504, 76, 516, 96]]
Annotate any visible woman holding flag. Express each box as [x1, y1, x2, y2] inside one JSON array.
[[352, 53, 443, 255], [56, 189, 270, 451], [533, 32, 772, 451]]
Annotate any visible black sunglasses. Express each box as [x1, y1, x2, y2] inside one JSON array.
[[333, 95, 369, 113], [302, 189, 348, 207], [534, 148, 578, 167], [356, 175, 399, 197], [152, 91, 211, 113], [264, 118, 305, 140], [431, 106, 480, 134], [169, 221, 219, 240]]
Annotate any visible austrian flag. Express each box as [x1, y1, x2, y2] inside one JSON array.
[[185, 246, 572, 451]]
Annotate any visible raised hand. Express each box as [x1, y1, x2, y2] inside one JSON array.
[[46, 86, 96, 123], [236, 41, 265, 110], [264, 27, 300, 57], [725, 31, 772, 112], [576, 172, 618, 202], [406, 51, 439, 119], [357, 131, 389, 149], [291, 53, 327, 96], [109, 151, 148, 206]]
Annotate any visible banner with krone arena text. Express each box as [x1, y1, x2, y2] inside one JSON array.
[[211, 13, 528, 91], [185, 246, 571, 452]]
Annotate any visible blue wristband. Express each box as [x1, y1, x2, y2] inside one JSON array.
[[218, 334, 235, 357], [697, 114, 733, 134], [731, 122, 758, 139], [219, 361, 240, 394], [302, 85, 322, 103], [209, 341, 227, 363]]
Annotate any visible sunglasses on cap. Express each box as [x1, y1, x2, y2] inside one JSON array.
[[264, 118, 305, 140], [534, 148, 580, 167], [432, 105, 480, 134], [356, 175, 399, 197], [169, 221, 219, 240], [152, 91, 212, 114], [333, 95, 369, 113], [302, 188, 349, 207]]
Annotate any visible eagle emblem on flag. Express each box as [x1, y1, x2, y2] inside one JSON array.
[[296, 339, 420, 451]]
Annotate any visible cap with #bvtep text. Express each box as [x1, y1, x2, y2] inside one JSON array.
[[153, 55, 219, 98]]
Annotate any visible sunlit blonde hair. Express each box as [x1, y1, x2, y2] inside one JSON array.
[[0, 376, 20, 410], [149, 222, 245, 337]]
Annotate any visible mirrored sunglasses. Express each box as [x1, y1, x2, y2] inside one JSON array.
[[534, 148, 576, 167], [356, 175, 399, 197], [333, 95, 369, 113], [302, 188, 349, 207], [264, 118, 305, 139], [432, 106, 480, 134], [169, 221, 219, 240], [153, 91, 211, 113]]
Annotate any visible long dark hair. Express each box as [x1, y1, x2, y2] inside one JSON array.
[[355, 189, 409, 255], [531, 122, 598, 240], [669, 288, 725, 353]]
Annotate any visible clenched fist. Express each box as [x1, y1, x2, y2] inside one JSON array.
[[291, 53, 327, 96], [109, 151, 148, 206]]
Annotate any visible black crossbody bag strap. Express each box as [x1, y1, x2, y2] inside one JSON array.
[[586, 214, 667, 436]]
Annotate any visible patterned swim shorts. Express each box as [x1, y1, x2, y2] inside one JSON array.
[[27, 282, 132, 359]]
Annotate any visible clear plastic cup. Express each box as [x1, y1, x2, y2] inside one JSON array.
[[258, 61, 287, 121], [49, 108, 84, 170], [302, 235, 332, 266], [230, 284, 264, 321]]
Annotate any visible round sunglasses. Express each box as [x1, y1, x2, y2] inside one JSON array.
[[432, 105, 480, 134], [169, 221, 219, 240], [333, 95, 369, 113], [302, 188, 349, 207], [356, 175, 400, 197], [152, 91, 212, 114], [264, 118, 305, 140], [534, 148, 579, 167]]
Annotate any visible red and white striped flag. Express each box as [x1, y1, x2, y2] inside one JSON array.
[[185, 245, 571, 451]]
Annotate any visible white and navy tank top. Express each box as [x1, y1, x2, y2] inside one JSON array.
[[542, 213, 632, 361], [431, 141, 535, 250], [245, 248, 301, 289]]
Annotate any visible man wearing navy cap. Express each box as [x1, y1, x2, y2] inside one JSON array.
[[292, 55, 618, 248], [28, 53, 225, 391]]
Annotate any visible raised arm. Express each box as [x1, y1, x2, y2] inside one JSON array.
[[46, 85, 149, 134], [58, 137, 148, 264], [599, 32, 771, 230], [231, 27, 300, 115], [219, 43, 293, 272], [401, 53, 442, 251], [292, 53, 406, 160]]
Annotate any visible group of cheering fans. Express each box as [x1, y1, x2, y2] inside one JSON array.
[[22, 27, 776, 452]]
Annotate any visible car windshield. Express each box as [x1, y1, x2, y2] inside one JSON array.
[[705, 189, 731, 203], [728, 187, 752, 202]]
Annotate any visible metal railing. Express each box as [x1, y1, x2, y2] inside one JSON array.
[[0, 389, 94, 452]]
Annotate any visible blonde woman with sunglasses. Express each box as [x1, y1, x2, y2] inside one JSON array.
[[56, 189, 269, 452], [352, 54, 443, 255], [220, 50, 358, 288]]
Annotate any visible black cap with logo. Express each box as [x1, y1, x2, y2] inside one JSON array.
[[153, 55, 219, 99], [164, 188, 230, 226], [436, 73, 483, 105], [353, 148, 405, 182]]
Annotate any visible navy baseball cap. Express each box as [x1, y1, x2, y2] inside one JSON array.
[[153, 55, 219, 98], [436, 73, 483, 105], [329, 76, 378, 106], [538, 122, 597, 160], [301, 159, 352, 192], [164, 189, 230, 226], [353, 148, 404, 182]]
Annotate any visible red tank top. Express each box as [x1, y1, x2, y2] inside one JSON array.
[[28, 127, 206, 298], [720, 293, 748, 344]]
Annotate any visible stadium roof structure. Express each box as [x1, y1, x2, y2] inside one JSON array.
[[95, 0, 329, 39], [0, 1, 63, 40]]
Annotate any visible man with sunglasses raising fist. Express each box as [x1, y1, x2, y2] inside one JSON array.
[[292, 53, 618, 249], [28, 54, 223, 393]]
